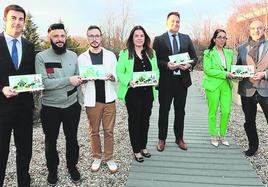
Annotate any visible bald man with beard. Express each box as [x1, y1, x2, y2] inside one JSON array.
[[237, 20, 268, 156]]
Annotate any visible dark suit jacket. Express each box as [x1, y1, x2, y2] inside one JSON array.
[[0, 32, 35, 114], [153, 32, 198, 88]]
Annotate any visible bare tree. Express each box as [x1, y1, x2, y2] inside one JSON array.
[[101, 0, 132, 55]]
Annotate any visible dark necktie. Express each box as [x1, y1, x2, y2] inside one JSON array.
[[12, 39, 18, 70], [172, 34, 179, 54], [172, 34, 181, 75]]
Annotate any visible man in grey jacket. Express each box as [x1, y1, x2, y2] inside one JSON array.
[[237, 20, 268, 156], [35, 23, 83, 185]]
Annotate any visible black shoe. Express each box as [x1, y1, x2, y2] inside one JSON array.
[[134, 153, 144, 163], [141, 150, 151, 158], [244, 148, 257, 156], [68, 166, 81, 183], [47, 172, 58, 186]]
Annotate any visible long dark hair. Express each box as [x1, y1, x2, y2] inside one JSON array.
[[208, 29, 227, 51], [126, 25, 153, 59]]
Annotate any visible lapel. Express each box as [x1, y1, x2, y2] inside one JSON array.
[[19, 38, 26, 70], [178, 33, 184, 51], [163, 32, 172, 54], [258, 41, 268, 63], [223, 48, 232, 72], [211, 47, 225, 71], [0, 32, 16, 70], [245, 45, 257, 66]]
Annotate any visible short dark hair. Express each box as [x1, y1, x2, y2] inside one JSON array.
[[48, 23, 65, 33], [4, 4, 26, 20], [167, 11, 180, 20], [87, 25, 102, 35]]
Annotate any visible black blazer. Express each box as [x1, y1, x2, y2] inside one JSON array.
[[153, 32, 198, 88], [0, 32, 35, 114]]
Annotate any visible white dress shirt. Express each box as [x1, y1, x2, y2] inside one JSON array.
[[168, 31, 180, 53], [4, 32, 22, 68]]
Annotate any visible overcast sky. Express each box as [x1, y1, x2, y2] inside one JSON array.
[[0, 0, 260, 38]]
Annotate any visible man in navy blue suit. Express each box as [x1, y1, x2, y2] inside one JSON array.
[[153, 12, 198, 152], [0, 4, 35, 187]]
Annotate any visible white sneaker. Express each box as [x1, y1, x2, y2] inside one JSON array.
[[106, 160, 118, 173], [211, 137, 219, 147], [91, 159, 102, 172], [220, 137, 229, 146]]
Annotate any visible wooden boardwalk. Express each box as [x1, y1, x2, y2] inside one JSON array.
[[126, 84, 264, 187]]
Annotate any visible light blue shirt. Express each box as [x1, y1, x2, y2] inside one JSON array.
[[4, 32, 22, 67], [168, 31, 180, 53]]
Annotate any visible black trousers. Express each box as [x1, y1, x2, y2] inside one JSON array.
[[241, 92, 268, 150], [158, 77, 188, 141], [0, 106, 33, 187], [125, 87, 153, 153], [40, 102, 81, 173]]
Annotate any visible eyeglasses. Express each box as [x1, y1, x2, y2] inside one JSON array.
[[87, 34, 101, 40], [250, 26, 264, 31], [216, 36, 227, 40]]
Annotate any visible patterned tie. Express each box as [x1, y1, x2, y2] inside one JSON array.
[[172, 34, 179, 54], [12, 39, 18, 70]]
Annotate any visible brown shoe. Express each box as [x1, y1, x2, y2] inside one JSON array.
[[156, 140, 165, 152], [175, 139, 188, 151]]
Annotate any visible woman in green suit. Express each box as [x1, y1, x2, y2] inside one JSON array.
[[202, 29, 234, 147], [116, 26, 159, 162]]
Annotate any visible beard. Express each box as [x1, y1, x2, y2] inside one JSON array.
[[90, 41, 100, 49], [51, 40, 67, 55]]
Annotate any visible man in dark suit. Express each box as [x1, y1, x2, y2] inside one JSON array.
[[0, 5, 35, 187], [153, 11, 197, 152], [237, 20, 268, 156]]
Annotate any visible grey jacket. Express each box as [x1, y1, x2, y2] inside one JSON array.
[[35, 48, 82, 108], [237, 40, 268, 97]]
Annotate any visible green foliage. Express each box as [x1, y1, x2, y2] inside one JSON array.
[[22, 12, 41, 50], [67, 36, 85, 55]]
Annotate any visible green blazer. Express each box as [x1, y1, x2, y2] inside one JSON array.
[[202, 47, 234, 92], [116, 49, 160, 102]]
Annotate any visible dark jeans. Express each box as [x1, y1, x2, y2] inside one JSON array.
[[41, 102, 81, 173], [158, 77, 188, 141], [0, 106, 33, 187], [241, 92, 268, 150], [125, 87, 153, 153]]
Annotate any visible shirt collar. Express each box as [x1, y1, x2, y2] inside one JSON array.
[[4, 32, 22, 44], [168, 31, 178, 38]]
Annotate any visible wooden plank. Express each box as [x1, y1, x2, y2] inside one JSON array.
[[131, 160, 253, 170], [133, 155, 249, 165], [136, 151, 245, 159], [128, 172, 263, 186], [130, 165, 260, 178], [126, 179, 262, 187]]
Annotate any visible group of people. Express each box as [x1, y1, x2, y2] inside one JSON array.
[[1, 3, 268, 187]]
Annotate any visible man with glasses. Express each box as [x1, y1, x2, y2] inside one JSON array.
[[0, 4, 35, 187], [153, 12, 198, 152], [78, 25, 118, 173], [35, 23, 83, 185], [237, 20, 268, 156]]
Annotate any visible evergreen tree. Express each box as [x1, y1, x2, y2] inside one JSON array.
[[23, 12, 41, 50]]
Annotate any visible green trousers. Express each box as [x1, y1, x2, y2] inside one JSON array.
[[205, 81, 232, 137]]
